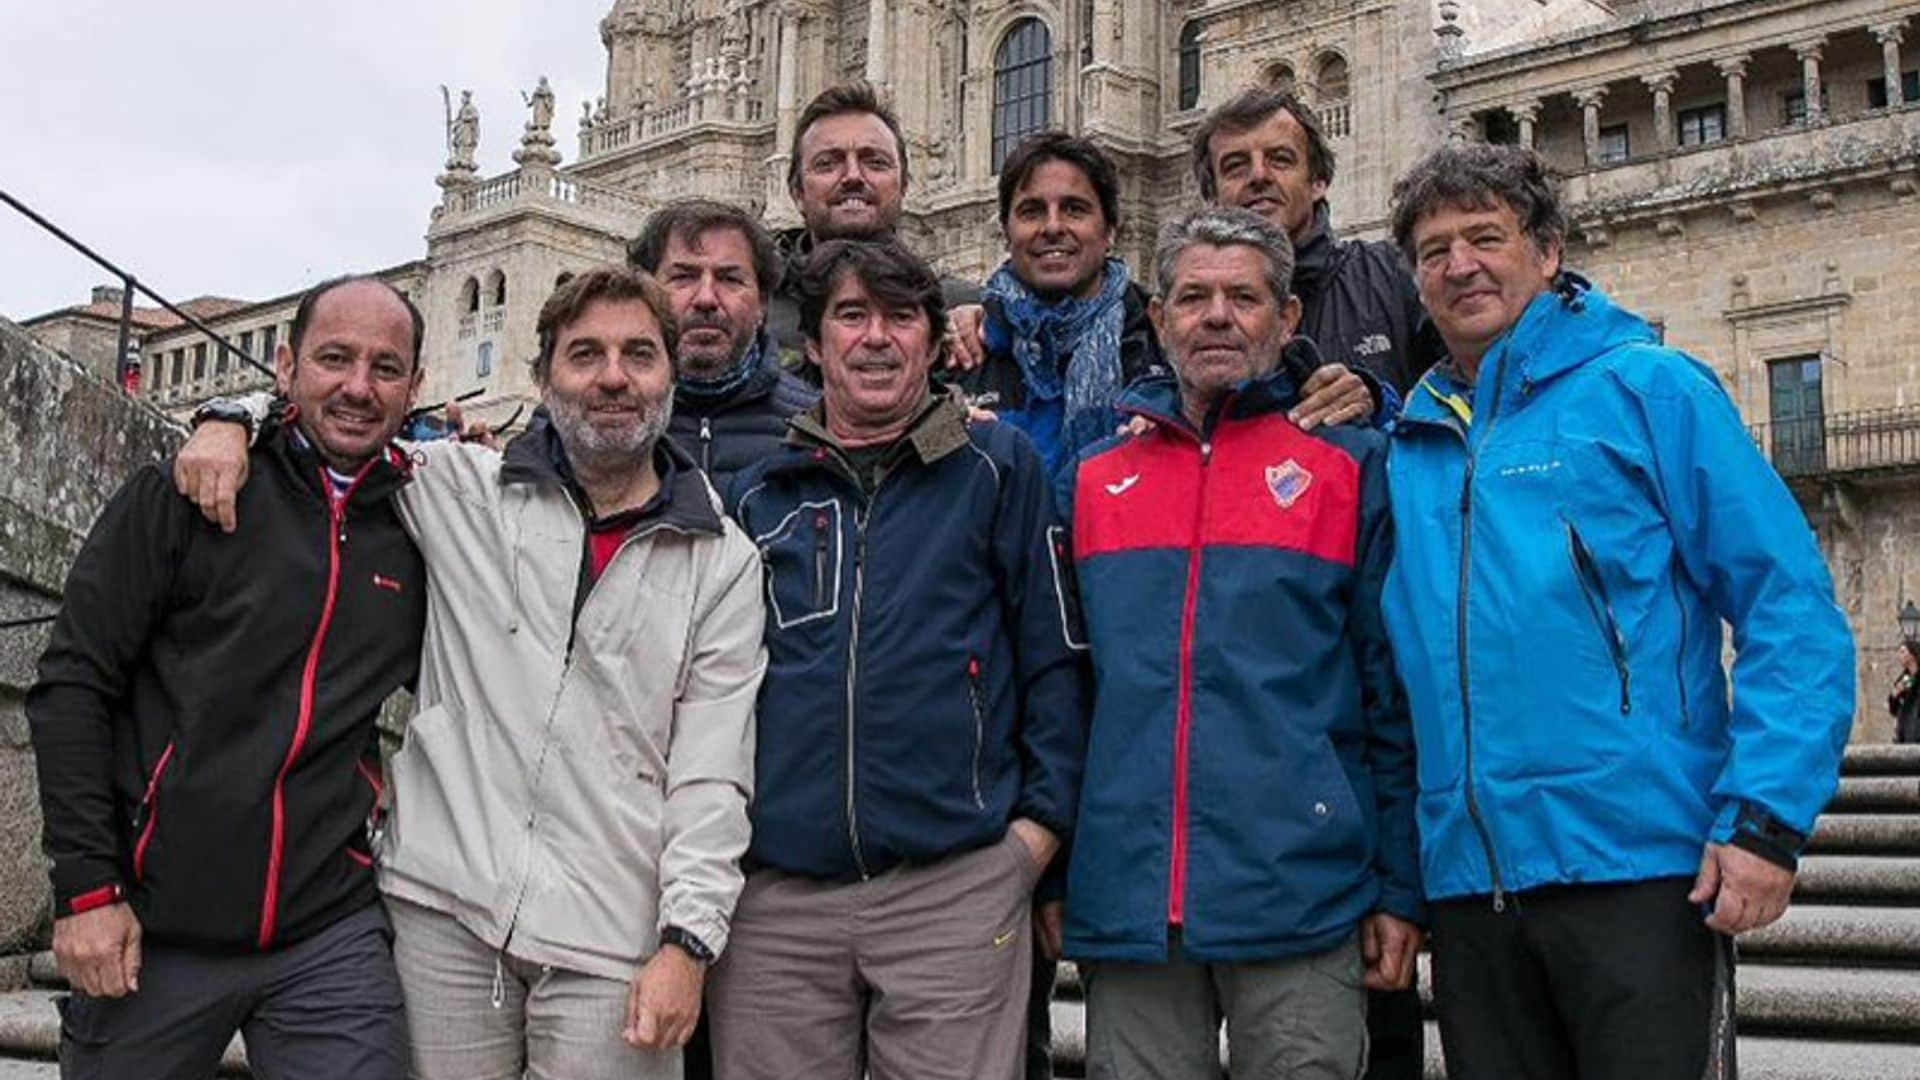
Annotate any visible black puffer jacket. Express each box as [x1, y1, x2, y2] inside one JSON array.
[[668, 329, 819, 493], [29, 430, 425, 950], [1291, 202, 1447, 396]]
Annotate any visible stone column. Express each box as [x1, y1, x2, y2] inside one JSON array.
[[1508, 100, 1540, 148], [1716, 55, 1749, 138], [1874, 23, 1908, 107], [774, 8, 799, 148], [1643, 70, 1677, 151], [1793, 38, 1825, 123], [865, 0, 891, 88], [1575, 86, 1608, 165]]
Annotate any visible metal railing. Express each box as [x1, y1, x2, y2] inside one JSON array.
[[1, 188, 269, 391], [1749, 405, 1920, 480]]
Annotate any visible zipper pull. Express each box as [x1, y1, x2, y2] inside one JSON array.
[[1492, 885, 1507, 914]]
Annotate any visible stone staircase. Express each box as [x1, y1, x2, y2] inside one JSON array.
[[1045, 744, 1920, 1079], [0, 747, 1912, 1076]]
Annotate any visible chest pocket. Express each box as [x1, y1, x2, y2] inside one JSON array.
[[752, 498, 845, 630]]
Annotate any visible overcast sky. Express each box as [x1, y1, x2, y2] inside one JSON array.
[[0, 0, 613, 320]]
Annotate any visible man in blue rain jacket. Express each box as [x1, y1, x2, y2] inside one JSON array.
[[1381, 143, 1855, 1080]]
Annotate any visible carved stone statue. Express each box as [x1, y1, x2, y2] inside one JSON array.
[[524, 76, 556, 135], [581, 99, 595, 128], [449, 90, 480, 168], [720, 0, 749, 59]]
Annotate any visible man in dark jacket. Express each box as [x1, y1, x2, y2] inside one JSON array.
[[1193, 87, 1445, 399], [708, 240, 1088, 1080], [1060, 206, 1421, 1079], [766, 81, 979, 363], [629, 198, 819, 492], [28, 277, 428, 1079]]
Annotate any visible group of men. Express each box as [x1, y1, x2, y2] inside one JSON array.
[[28, 78, 1854, 1080]]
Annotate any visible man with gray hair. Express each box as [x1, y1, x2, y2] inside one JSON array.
[[1057, 206, 1422, 1077]]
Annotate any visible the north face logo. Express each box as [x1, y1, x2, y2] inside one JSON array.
[[1265, 460, 1313, 509], [1354, 333, 1391, 358]]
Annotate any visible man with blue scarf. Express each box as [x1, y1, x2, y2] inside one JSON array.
[[1383, 143, 1854, 1080]]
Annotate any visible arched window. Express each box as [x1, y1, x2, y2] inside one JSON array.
[[487, 269, 508, 307], [1264, 61, 1296, 94], [993, 18, 1053, 172], [1314, 53, 1351, 138], [1177, 21, 1202, 112], [461, 276, 480, 315]]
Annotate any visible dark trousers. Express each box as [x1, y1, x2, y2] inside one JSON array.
[[1026, 953, 1056, 1080], [1363, 987, 1424, 1080], [58, 901, 406, 1080], [1429, 876, 1736, 1080]]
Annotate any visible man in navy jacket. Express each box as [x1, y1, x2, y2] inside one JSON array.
[[709, 239, 1087, 1080]]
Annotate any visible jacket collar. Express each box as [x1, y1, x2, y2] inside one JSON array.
[[500, 406, 723, 535], [782, 384, 972, 468], [1115, 336, 1322, 436], [1290, 202, 1339, 302], [266, 414, 413, 507], [1398, 272, 1655, 431]]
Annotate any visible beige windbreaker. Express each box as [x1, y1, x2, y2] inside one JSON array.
[[375, 431, 766, 981]]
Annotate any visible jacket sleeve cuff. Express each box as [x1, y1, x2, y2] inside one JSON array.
[[1711, 800, 1807, 872], [1375, 883, 1427, 928], [53, 879, 125, 918], [657, 904, 731, 962]]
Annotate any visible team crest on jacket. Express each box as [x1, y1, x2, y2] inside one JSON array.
[[1265, 460, 1313, 509]]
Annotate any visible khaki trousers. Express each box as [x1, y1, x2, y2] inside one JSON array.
[[708, 830, 1041, 1080]]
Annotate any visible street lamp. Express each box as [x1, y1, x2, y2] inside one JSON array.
[[1899, 599, 1920, 643]]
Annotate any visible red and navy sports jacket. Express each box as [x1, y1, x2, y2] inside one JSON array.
[[29, 428, 425, 950], [1059, 351, 1422, 964]]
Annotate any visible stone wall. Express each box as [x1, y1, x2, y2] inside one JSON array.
[[0, 316, 181, 956]]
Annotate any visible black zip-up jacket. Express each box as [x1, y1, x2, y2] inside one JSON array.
[[1291, 202, 1447, 396], [668, 328, 820, 492], [28, 429, 426, 950]]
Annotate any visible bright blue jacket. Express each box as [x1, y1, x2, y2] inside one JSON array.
[[1060, 352, 1422, 964], [1382, 276, 1855, 903]]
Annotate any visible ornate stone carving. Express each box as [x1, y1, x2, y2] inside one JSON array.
[[514, 76, 563, 167], [439, 88, 481, 189]]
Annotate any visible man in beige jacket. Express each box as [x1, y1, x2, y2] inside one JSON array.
[[174, 267, 767, 1080]]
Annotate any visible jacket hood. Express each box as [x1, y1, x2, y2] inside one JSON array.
[[1401, 273, 1656, 426], [1115, 335, 1326, 432], [500, 405, 722, 534]]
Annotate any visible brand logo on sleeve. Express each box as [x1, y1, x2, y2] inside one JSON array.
[[1104, 474, 1142, 497]]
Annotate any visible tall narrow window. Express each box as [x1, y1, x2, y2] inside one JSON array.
[[1264, 62, 1296, 94], [1768, 356, 1825, 476], [1314, 53, 1351, 138], [1598, 123, 1630, 164], [489, 270, 507, 307], [477, 341, 495, 379], [993, 18, 1052, 172], [462, 277, 481, 315], [192, 343, 207, 381], [1177, 21, 1202, 112]]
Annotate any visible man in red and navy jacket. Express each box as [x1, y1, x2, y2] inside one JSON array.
[[28, 277, 427, 1079], [1058, 207, 1423, 1077]]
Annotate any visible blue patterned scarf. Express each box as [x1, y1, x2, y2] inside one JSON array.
[[983, 257, 1131, 419], [676, 334, 765, 403]]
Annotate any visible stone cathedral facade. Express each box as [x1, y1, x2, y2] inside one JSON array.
[[37, 0, 1920, 738]]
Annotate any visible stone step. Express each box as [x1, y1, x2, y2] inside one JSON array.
[[1841, 744, 1920, 777], [1806, 814, 1920, 856], [1739, 904, 1920, 962], [1828, 775, 1920, 812], [1794, 855, 1920, 903], [0, 990, 249, 1075]]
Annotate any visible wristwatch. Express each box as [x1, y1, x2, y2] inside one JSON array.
[[659, 925, 716, 965]]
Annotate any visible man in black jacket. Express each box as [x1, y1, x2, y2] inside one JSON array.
[[1192, 87, 1444, 399], [629, 198, 819, 492], [28, 277, 428, 1079], [1192, 86, 1442, 1079]]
